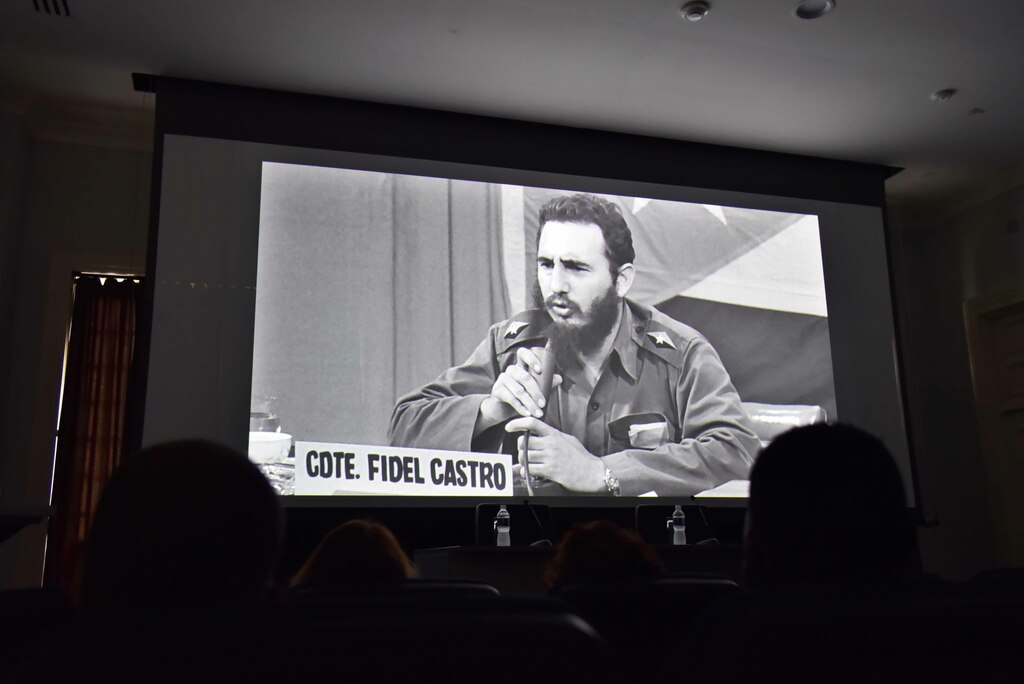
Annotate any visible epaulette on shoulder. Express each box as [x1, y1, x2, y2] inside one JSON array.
[[638, 309, 703, 367], [638, 325, 684, 368], [494, 309, 550, 354]]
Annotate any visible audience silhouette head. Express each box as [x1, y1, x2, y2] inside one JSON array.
[[744, 423, 911, 589], [79, 440, 282, 614], [291, 519, 417, 592], [545, 519, 665, 588]]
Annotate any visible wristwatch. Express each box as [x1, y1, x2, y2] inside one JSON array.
[[603, 467, 621, 496]]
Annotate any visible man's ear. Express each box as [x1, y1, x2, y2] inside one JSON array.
[[615, 263, 636, 297]]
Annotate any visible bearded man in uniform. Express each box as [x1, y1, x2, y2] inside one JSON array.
[[388, 193, 759, 496]]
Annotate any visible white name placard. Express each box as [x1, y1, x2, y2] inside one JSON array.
[[295, 442, 514, 497]]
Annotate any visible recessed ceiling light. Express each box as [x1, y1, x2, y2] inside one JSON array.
[[929, 88, 957, 102], [680, 1, 711, 22], [794, 0, 836, 20]]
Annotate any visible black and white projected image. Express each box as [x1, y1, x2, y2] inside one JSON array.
[[250, 162, 836, 498]]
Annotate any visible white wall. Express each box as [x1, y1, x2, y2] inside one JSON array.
[[0, 111, 150, 589], [0, 114, 31, 443], [893, 182, 1024, 579]]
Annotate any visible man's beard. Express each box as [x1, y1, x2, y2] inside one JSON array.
[[532, 281, 622, 364]]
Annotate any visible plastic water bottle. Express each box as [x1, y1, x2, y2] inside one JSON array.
[[668, 505, 686, 545], [494, 505, 511, 547]]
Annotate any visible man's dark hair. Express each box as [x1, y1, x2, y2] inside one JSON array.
[[538, 194, 635, 273], [744, 423, 912, 589]]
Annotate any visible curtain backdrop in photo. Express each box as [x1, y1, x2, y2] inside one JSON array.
[[251, 165, 509, 445]]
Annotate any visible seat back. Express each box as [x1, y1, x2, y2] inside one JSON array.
[[690, 587, 1024, 684], [394, 577, 501, 598], [556, 577, 743, 674], [30, 597, 612, 684]]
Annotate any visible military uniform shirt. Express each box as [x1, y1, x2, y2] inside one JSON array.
[[388, 299, 759, 497]]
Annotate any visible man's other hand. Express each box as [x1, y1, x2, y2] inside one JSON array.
[[506, 417, 606, 493]]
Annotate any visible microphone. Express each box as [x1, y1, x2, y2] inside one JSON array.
[[537, 338, 557, 399], [522, 340, 555, 497]]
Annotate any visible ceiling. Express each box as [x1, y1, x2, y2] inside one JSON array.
[[2, 0, 1023, 218]]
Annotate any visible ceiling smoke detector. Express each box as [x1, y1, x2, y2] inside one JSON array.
[[680, 1, 710, 22], [794, 0, 835, 20]]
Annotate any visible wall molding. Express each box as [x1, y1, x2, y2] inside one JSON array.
[[0, 94, 154, 152], [890, 164, 1024, 233]]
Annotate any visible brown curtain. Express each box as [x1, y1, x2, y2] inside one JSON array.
[[45, 275, 143, 588]]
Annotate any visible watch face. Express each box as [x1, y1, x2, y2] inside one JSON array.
[[604, 469, 620, 494]]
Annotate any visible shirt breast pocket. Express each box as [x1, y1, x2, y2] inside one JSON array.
[[608, 413, 671, 450]]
